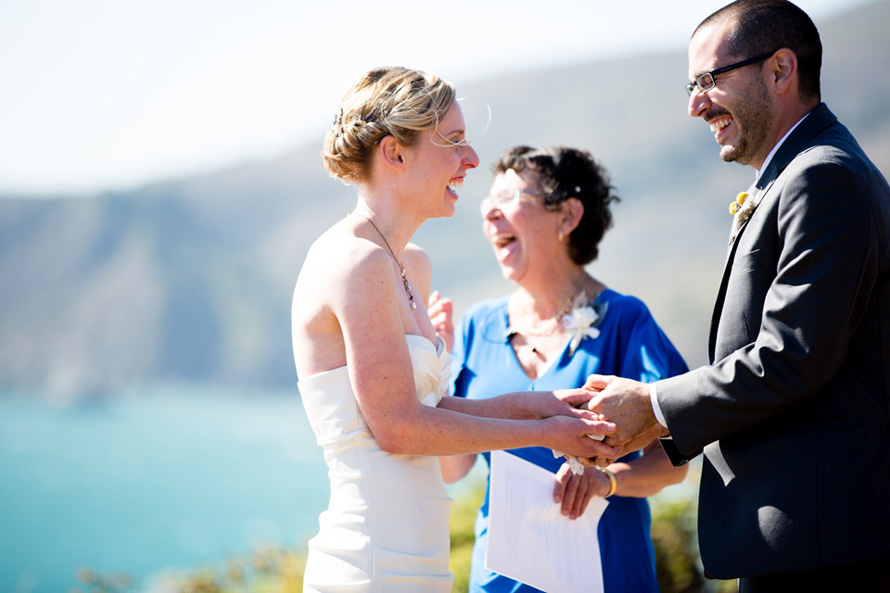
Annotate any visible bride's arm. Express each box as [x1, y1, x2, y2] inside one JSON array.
[[337, 249, 618, 459], [437, 389, 601, 421], [436, 390, 612, 484]]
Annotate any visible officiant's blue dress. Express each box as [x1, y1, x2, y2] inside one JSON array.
[[452, 290, 688, 593]]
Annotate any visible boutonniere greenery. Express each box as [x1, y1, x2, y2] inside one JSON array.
[[561, 291, 608, 356]]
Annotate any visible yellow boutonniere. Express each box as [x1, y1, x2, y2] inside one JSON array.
[[729, 191, 748, 215]]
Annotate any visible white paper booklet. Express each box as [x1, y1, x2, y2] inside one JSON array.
[[485, 450, 607, 593]]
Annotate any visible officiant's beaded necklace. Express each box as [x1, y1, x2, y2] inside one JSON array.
[[505, 274, 586, 354], [362, 215, 417, 310]]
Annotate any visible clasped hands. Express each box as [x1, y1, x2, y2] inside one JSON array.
[[574, 374, 670, 468], [549, 375, 669, 519]]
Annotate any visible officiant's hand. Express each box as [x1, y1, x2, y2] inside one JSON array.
[[583, 375, 669, 456], [427, 290, 454, 353], [553, 463, 612, 520]]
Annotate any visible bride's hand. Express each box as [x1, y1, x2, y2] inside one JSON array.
[[553, 387, 598, 413], [544, 416, 620, 460], [528, 388, 601, 421]]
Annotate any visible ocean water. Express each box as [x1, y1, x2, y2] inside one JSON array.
[[0, 387, 329, 593]]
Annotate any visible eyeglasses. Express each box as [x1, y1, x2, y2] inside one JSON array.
[[480, 187, 544, 214], [685, 50, 778, 96]]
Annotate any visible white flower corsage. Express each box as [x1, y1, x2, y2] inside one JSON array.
[[561, 291, 608, 356], [550, 291, 609, 475]]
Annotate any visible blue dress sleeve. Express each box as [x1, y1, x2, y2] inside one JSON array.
[[450, 312, 469, 398], [451, 299, 491, 399], [616, 297, 689, 382]]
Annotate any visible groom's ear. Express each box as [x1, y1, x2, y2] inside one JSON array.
[[767, 48, 797, 96]]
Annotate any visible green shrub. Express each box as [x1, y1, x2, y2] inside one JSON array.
[[449, 481, 485, 592], [651, 497, 706, 592]]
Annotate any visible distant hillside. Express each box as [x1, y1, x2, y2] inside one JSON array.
[[1, 1, 888, 401]]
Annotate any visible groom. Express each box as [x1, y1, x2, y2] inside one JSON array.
[[584, 1, 890, 591]]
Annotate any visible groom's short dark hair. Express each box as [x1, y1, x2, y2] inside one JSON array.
[[696, 0, 822, 102]]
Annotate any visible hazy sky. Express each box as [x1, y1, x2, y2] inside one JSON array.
[[0, 0, 871, 194]]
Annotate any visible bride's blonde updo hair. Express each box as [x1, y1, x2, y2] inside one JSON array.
[[323, 66, 456, 183]]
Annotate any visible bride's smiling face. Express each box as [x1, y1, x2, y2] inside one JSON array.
[[402, 103, 479, 218]]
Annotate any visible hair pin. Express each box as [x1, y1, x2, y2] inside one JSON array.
[[363, 108, 381, 123]]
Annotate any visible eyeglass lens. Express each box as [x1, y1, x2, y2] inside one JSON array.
[[481, 189, 516, 213], [687, 72, 716, 95]]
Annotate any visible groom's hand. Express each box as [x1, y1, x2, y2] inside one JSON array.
[[584, 375, 668, 452]]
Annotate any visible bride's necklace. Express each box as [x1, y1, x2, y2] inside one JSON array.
[[361, 214, 417, 310]]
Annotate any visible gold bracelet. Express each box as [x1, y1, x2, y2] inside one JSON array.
[[597, 466, 618, 498]]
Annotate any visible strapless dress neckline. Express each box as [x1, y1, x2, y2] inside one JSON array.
[[297, 333, 453, 592]]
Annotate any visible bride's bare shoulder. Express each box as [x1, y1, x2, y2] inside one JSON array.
[[300, 219, 388, 285], [291, 219, 392, 373]]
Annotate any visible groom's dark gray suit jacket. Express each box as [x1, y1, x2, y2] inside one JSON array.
[[656, 103, 890, 579]]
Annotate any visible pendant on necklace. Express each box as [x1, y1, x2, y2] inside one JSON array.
[[401, 268, 416, 310]]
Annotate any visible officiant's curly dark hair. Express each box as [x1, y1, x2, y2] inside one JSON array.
[[492, 146, 619, 265]]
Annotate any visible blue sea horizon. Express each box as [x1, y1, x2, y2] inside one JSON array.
[[0, 386, 329, 592]]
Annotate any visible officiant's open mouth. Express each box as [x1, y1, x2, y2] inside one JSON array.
[[491, 232, 518, 256]]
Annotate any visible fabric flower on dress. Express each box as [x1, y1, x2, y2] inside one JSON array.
[[551, 291, 609, 475], [561, 292, 608, 356]]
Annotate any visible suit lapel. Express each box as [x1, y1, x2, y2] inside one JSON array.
[[708, 182, 758, 362], [707, 175, 782, 361], [705, 104, 838, 363]]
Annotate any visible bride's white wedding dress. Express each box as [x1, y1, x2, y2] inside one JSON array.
[[297, 334, 453, 592]]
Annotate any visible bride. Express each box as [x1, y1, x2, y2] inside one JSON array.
[[291, 66, 619, 592]]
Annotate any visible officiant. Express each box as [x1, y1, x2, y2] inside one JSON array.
[[435, 145, 689, 592]]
